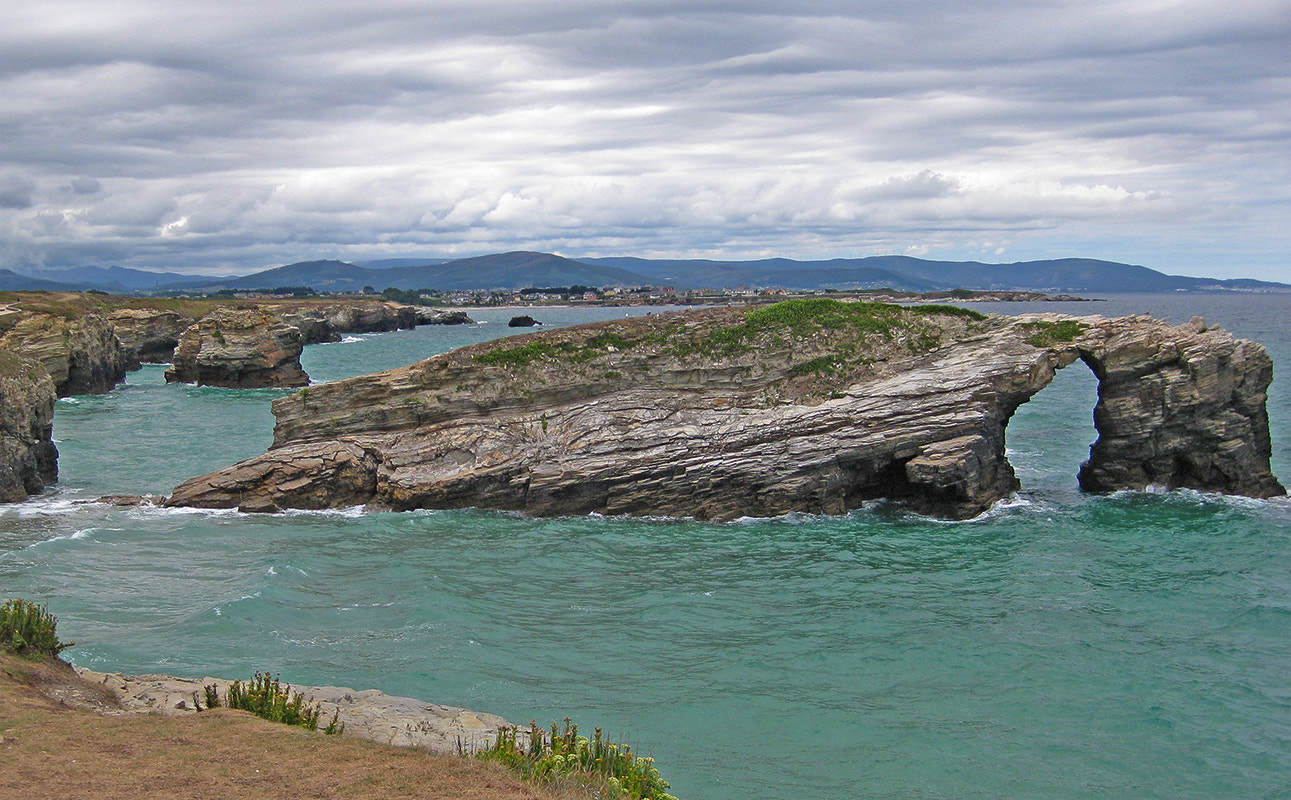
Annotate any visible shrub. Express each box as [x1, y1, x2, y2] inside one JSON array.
[[0, 599, 74, 659], [480, 719, 676, 800], [203, 672, 344, 735]]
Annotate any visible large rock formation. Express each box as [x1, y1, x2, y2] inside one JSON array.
[[414, 306, 474, 326], [166, 301, 1284, 518], [165, 307, 309, 389], [0, 313, 130, 396], [108, 308, 195, 365], [0, 351, 58, 502], [271, 301, 418, 345]]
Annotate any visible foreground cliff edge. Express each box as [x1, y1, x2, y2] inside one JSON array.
[[166, 299, 1285, 520]]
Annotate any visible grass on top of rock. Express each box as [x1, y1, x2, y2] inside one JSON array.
[[700, 298, 983, 356], [480, 718, 676, 800], [472, 299, 986, 372], [0, 599, 74, 660], [1019, 319, 1089, 347]]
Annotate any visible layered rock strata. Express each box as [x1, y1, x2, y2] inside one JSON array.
[[414, 306, 474, 326], [272, 301, 418, 345], [0, 313, 130, 396], [166, 302, 1284, 519], [109, 308, 195, 365], [0, 351, 58, 502], [165, 307, 309, 389]]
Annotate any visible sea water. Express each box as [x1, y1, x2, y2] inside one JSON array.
[[2, 296, 1289, 800]]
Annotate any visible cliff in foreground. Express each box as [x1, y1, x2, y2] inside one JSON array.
[[167, 300, 1285, 520]]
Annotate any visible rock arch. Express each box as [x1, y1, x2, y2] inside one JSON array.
[[164, 308, 1285, 519]]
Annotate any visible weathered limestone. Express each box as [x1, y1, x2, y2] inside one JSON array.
[[73, 668, 514, 753], [414, 306, 474, 326], [0, 351, 58, 502], [166, 303, 1284, 519], [0, 313, 130, 396], [271, 301, 418, 345], [165, 307, 309, 389], [109, 308, 195, 365], [1074, 315, 1283, 497]]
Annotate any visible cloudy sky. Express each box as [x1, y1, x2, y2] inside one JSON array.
[[2, 1, 1288, 280]]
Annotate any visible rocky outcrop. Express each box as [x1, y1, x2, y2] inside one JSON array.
[[0, 351, 58, 502], [1074, 315, 1283, 496], [414, 306, 474, 326], [271, 301, 418, 345], [108, 308, 196, 366], [166, 301, 1284, 519], [0, 313, 130, 396], [73, 668, 515, 753], [165, 307, 309, 389]]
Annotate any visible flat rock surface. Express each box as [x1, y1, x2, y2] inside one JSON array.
[[74, 667, 516, 753]]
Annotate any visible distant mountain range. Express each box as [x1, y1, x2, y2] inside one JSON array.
[[5, 251, 1288, 295]]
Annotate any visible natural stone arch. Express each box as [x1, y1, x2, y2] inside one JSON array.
[[164, 307, 1285, 519]]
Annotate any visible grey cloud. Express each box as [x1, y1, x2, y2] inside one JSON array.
[[0, 0, 1287, 279], [0, 173, 36, 209], [68, 177, 101, 195]]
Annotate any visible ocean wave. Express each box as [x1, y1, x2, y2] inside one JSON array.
[[280, 505, 369, 519], [25, 526, 105, 548], [1, 494, 87, 517]]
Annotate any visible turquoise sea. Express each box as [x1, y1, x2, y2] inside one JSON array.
[[2, 295, 1289, 800]]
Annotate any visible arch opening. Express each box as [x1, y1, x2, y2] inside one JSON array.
[[1002, 355, 1101, 502]]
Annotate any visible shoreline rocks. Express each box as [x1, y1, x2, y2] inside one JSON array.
[[165, 302, 1285, 520], [74, 668, 515, 753]]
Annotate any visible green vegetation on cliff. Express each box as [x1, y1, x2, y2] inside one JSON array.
[[1019, 319, 1090, 347], [698, 298, 984, 356], [473, 298, 986, 372], [0, 599, 73, 660], [481, 718, 676, 800]]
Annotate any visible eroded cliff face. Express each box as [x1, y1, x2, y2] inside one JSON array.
[[109, 308, 195, 366], [164, 307, 309, 389], [0, 352, 58, 502], [0, 313, 130, 397], [165, 302, 1284, 519]]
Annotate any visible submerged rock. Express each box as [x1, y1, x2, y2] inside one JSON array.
[[165, 307, 309, 389], [166, 301, 1285, 519]]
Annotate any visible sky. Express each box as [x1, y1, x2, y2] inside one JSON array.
[[2, 1, 1288, 281]]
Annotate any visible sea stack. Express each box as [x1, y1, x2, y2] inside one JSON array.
[[165, 307, 309, 389]]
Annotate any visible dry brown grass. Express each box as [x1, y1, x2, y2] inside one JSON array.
[[0, 654, 564, 800]]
